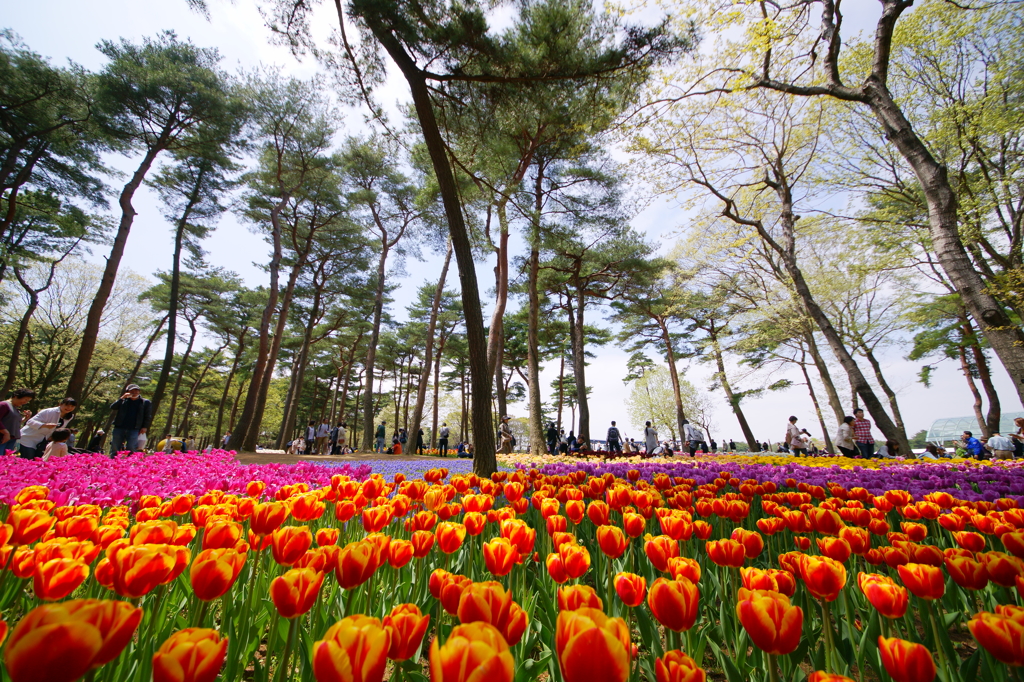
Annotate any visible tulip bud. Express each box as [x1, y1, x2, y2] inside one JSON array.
[[969, 606, 1024, 667], [896, 563, 944, 601], [315, 615, 391, 682], [152, 628, 228, 682], [655, 650, 706, 682], [877, 637, 936, 682], [736, 588, 803, 655], [857, 573, 908, 619], [558, 584, 602, 611], [430, 622, 514, 682], [383, 603, 430, 661], [647, 577, 699, 632], [556, 608, 630, 682], [614, 572, 647, 608], [270, 567, 325, 618]]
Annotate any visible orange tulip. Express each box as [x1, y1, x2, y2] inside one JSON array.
[[877, 637, 936, 682], [808, 507, 843, 535], [250, 501, 288, 536], [558, 542, 591, 579], [411, 530, 435, 558], [430, 622, 514, 682], [807, 674, 855, 682], [798, 556, 847, 602], [382, 539, 412, 569], [982, 551, 1024, 587], [4, 599, 142, 682], [647, 577, 699, 632], [436, 522, 467, 554], [655, 650, 706, 682], [587, 501, 610, 526], [457, 581, 513, 632], [645, 535, 679, 572], [666, 557, 701, 584], [33, 558, 89, 601], [190, 548, 246, 601], [314, 615, 392, 682], [270, 525, 312, 566], [731, 529, 764, 559], [623, 513, 646, 538], [1002, 531, 1024, 559], [736, 588, 803, 655], [152, 628, 228, 682], [483, 537, 520, 578], [597, 525, 628, 559], [954, 531, 986, 553], [660, 515, 693, 542], [546, 553, 569, 584], [857, 573, 908, 619], [201, 519, 242, 551], [614, 572, 647, 608], [816, 537, 852, 564], [106, 542, 188, 598], [740, 567, 778, 592], [270, 567, 325, 618], [896, 563, 944, 600], [500, 519, 536, 555], [8, 509, 54, 546], [706, 539, 745, 568], [436, 572, 473, 616], [969, 607, 1024, 667], [558, 584, 603, 611], [556, 607, 630, 682], [839, 526, 871, 556], [504, 600, 528, 646], [336, 540, 378, 590], [383, 603, 430, 661], [945, 554, 988, 591]]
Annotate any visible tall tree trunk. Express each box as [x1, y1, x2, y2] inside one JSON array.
[[804, 329, 846, 423], [150, 166, 206, 417], [330, 364, 343, 425], [161, 317, 198, 437], [431, 339, 446, 449], [965, 321, 1001, 436], [799, 351, 833, 453], [658, 320, 689, 443], [959, 345, 988, 435], [360, 243, 390, 451], [525, 173, 547, 455], [366, 26, 496, 473], [2, 267, 46, 397], [410, 243, 452, 450], [66, 139, 169, 399], [487, 202, 510, 380], [229, 193, 288, 451], [860, 344, 906, 435], [177, 344, 225, 437], [228, 379, 247, 433], [214, 328, 246, 448], [276, 283, 323, 449], [708, 321, 758, 451], [556, 352, 565, 433], [568, 288, 591, 447]]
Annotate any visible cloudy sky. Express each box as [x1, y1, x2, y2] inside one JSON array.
[[7, 0, 1019, 445]]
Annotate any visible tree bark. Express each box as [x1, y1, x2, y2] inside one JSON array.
[[804, 329, 846, 423], [525, 163, 548, 456], [366, 27, 497, 473], [150, 165, 206, 417], [568, 288, 591, 448], [66, 142, 167, 399], [410, 242, 452, 450], [799, 351, 834, 453], [658, 319, 689, 444], [360, 239, 390, 451], [707, 320, 758, 451], [161, 316, 198, 438], [959, 345, 987, 435], [214, 328, 246, 448], [860, 344, 906, 436]]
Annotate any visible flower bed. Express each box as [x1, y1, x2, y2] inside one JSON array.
[[0, 450, 1021, 682]]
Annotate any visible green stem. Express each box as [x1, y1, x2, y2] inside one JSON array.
[[768, 654, 781, 682], [276, 618, 298, 682]]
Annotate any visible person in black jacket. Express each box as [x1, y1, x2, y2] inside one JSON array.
[[109, 384, 152, 456]]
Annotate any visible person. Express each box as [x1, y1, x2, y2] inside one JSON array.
[[42, 428, 72, 461], [336, 422, 347, 455], [304, 421, 316, 455], [416, 428, 425, 455], [465, 442, 474, 458], [456, 441, 465, 457], [0, 388, 36, 455], [607, 421, 622, 453], [222, 432, 231, 448], [438, 423, 450, 457], [295, 437, 306, 455], [109, 384, 152, 456], [761, 441, 769, 452], [961, 431, 986, 458], [623, 437, 632, 454], [921, 443, 947, 459], [185, 435, 196, 451], [546, 422, 558, 456], [784, 416, 802, 455], [832, 416, 856, 458], [709, 438, 718, 453], [791, 428, 809, 457], [852, 409, 875, 458], [641, 421, 656, 455], [376, 421, 387, 453], [684, 422, 702, 457], [566, 430, 577, 452], [986, 432, 1015, 459], [728, 439, 736, 451], [67, 428, 78, 449], [399, 428, 408, 454], [315, 419, 330, 455], [876, 439, 900, 458], [1011, 417, 1024, 459], [498, 416, 514, 454], [19, 397, 77, 460], [88, 429, 106, 453]]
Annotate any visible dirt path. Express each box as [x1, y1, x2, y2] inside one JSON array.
[[232, 451, 458, 466]]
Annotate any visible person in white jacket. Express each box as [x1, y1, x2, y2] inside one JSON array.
[[19, 397, 76, 460]]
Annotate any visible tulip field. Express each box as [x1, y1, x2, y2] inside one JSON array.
[[2, 451, 1024, 682]]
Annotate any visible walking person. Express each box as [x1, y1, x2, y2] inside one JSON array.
[[498, 416, 514, 454], [375, 421, 387, 453], [416, 428, 424, 455], [399, 428, 408, 454], [684, 422, 702, 457], [606, 421, 622, 453], [644, 421, 658, 456], [833, 416, 857, 458], [109, 384, 152, 456], [305, 421, 316, 456], [315, 419, 330, 455], [222, 432, 231, 448], [851, 409, 875, 458], [438, 423, 450, 457], [729, 439, 736, 451], [335, 422, 347, 455], [0, 388, 35, 455], [986, 432, 1015, 460], [19, 397, 76, 460]]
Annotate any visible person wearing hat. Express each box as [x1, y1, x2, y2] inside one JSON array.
[[109, 384, 152, 456], [498, 415, 514, 454]]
